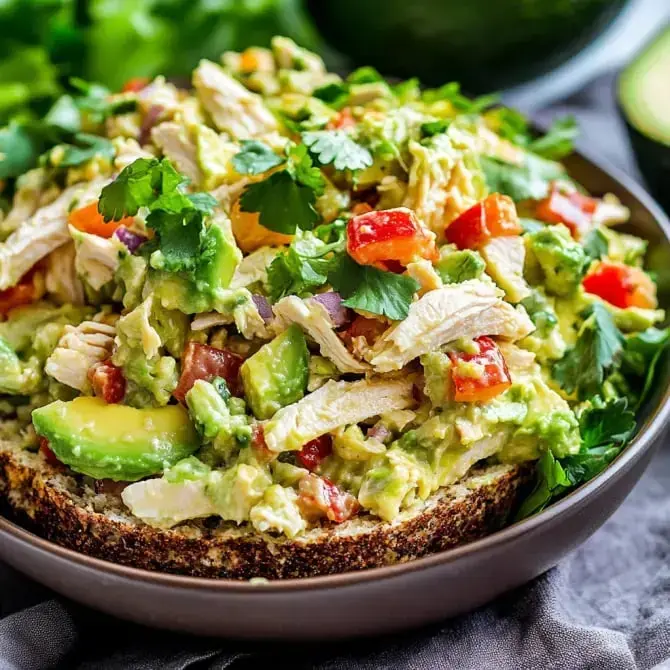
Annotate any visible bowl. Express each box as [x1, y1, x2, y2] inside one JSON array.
[[1, 147, 669, 640], [308, 0, 630, 92]]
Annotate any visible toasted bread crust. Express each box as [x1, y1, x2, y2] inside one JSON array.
[[0, 445, 532, 580]]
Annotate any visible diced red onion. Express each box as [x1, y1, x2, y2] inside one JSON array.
[[311, 292, 351, 327], [367, 424, 392, 444], [138, 104, 165, 146], [114, 226, 147, 253], [252, 294, 273, 322]]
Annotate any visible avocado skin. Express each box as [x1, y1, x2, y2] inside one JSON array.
[[32, 399, 200, 482], [623, 118, 670, 214], [241, 324, 309, 420]]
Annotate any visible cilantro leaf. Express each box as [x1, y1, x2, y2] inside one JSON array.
[[0, 121, 47, 179], [347, 67, 385, 85], [239, 145, 325, 235], [492, 107, 532, 147], [515, 451, 572, 520], [552, 303, 623, 400], [329, 256, 419, 320], [232, 140, 284, 175], [146, 210, 204, 274], [421, 120, 450, 138], [421, 82, 499, 114], [582, 228, 609, 261], [312, 82, 349, 108], [44, 133, 115, 168], [528, 116, 579, 160], [481, 154, 566, 202], [267, 232, 344, 302], [302, 130, 373, 172], [98, 158, 185, 221]]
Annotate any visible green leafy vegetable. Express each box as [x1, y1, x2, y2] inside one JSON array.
[[44, 132, 114, 168], [422, 82, 499, 114], [347, 66, 385, 85], [421, 120, 450, 138], [312, 82, 349, 108], [232, 140, 284, 176], [481, 154, 566, 202], [582, 228, 609, 261], [302, 130, 373, 172], [553, 303, 623, 400], [329, 256, 419, 320], [267, 230, 345, 302], [528, 116, 579, 160], [239, 144, 325, 235]]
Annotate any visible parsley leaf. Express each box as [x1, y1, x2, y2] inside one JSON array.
[[232, 140, 284, 175], [267, 231, 345, 302], [528, 116, 579, 160], [302, 130, 373, 172], [239, 144, 325, 235], [328, 256, 419, 320], [481, 154, 566, 202], [552, 303, 624, 400]]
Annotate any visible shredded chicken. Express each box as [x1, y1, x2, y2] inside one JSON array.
[[230, 247, 277, 289], [44, 243, 85, 305], [273, 296, 369, 374], [70, 226, 125, 290], [151, 122, 203, 186], [193, 60, 278, 139], [113, 138, 155, 171], [367, 279, 535, 372], [264, 377, 415, 452], [480, 236, 531, 303], [45, 320, 116, 391]]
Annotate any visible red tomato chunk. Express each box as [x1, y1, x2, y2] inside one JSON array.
[[39, 437, 61, 468], [583, 262, 656, 309], [173, 342, 244, 403], [448, 336, 512, 403], [445, 194, 521, 250], [298, 474, 360, 523], [297, 434, 333, 471], [88, 361, 126, 404], [347, 207, 438, 269], [535, 185, 598, 239]]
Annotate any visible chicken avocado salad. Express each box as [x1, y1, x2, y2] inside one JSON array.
[[0, 37, 667, 539]]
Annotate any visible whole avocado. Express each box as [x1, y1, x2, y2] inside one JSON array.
[[309, 0, 628, 91]]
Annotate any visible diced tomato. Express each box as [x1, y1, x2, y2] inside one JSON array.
[[121, 77, 150, 93], [347, 207, 438, 268], [0, 281, 35, 317], [88, 361, 126, 404], [535, 185, 598, 239], [68, 202, 134, 238], [297, 435, 333, 471], [339, 315, 388, 347], [327, 107, 356, 131], [582, 261, 656, 309], [39, 437, 61, 468], [250, 423, 275, 463], [445, 194, 521, 250], [174, 342, 245, 403], [448, 336, 512, 403], [298, 474, 360, 523]]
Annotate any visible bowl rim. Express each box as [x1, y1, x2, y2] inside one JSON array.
[[2, 145, 670, 594]]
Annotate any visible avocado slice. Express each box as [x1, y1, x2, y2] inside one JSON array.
[[241, 324, 309, 420], [619, 25, 670, 211], [32, 397, 200, 481]]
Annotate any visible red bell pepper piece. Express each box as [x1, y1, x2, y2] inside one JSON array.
[[297, 473, 360, 523], [445, 194, 521, 250], [297, 434, 333, 471], [535, 185, 598, 239], [88, 361, 126, 404], [68, 201, 135, 238], [121, 77, 150, 94], [448, 336, 512, 403], [0, 281, 35, 317], [347, 207, 438, 268], [327, 107, 356, 131], [582, 261, 656, 309], [173, 342, 245, 403]]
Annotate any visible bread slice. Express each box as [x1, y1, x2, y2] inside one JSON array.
[[0, 424, 533, 579]]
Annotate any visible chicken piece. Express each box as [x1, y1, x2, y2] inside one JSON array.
[[151, 122, 203, 186], [0, 179, 108, 291], [496, 341, 537, 376], [480, 236, 531, 303], [45, 320, 116, 391], [230, 247, 278, 289], [367, 280, 535, 373], [592, 193, 630, 227], [122, 479, 215, 529], [273, 296, 369, 374], [136, 76, 182, 116], [70, 226, 125, 290], [44, 242, 85, 305], [191, 289, 271, 340], [474, 125, 525, 165], [0, 169, 58, 238], [263, 377, 415, 452], [113, 137, 154, 171], [193, 60, 278, 139]]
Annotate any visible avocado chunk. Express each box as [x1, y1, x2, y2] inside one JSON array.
[[32, 397, 200, 481], [435, 249, 485, 284], [240, 324, 309, 420]]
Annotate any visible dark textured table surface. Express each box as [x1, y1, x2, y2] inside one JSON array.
[[2, 74, 670, 670]]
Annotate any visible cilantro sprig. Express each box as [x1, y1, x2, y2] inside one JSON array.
[[302, 130, 373, 172], [239, 144, 325, 235], [232, 140, 284, 176], [481, 154, 566, 202], [98, 158, 216, 276]]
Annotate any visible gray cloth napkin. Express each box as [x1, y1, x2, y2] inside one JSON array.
[[2, 74, 670, 670]]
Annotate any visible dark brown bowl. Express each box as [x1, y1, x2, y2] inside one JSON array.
[[1, 148, 669, 640]]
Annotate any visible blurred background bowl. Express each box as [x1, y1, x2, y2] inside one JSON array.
[[309, 0, 630, 92]]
